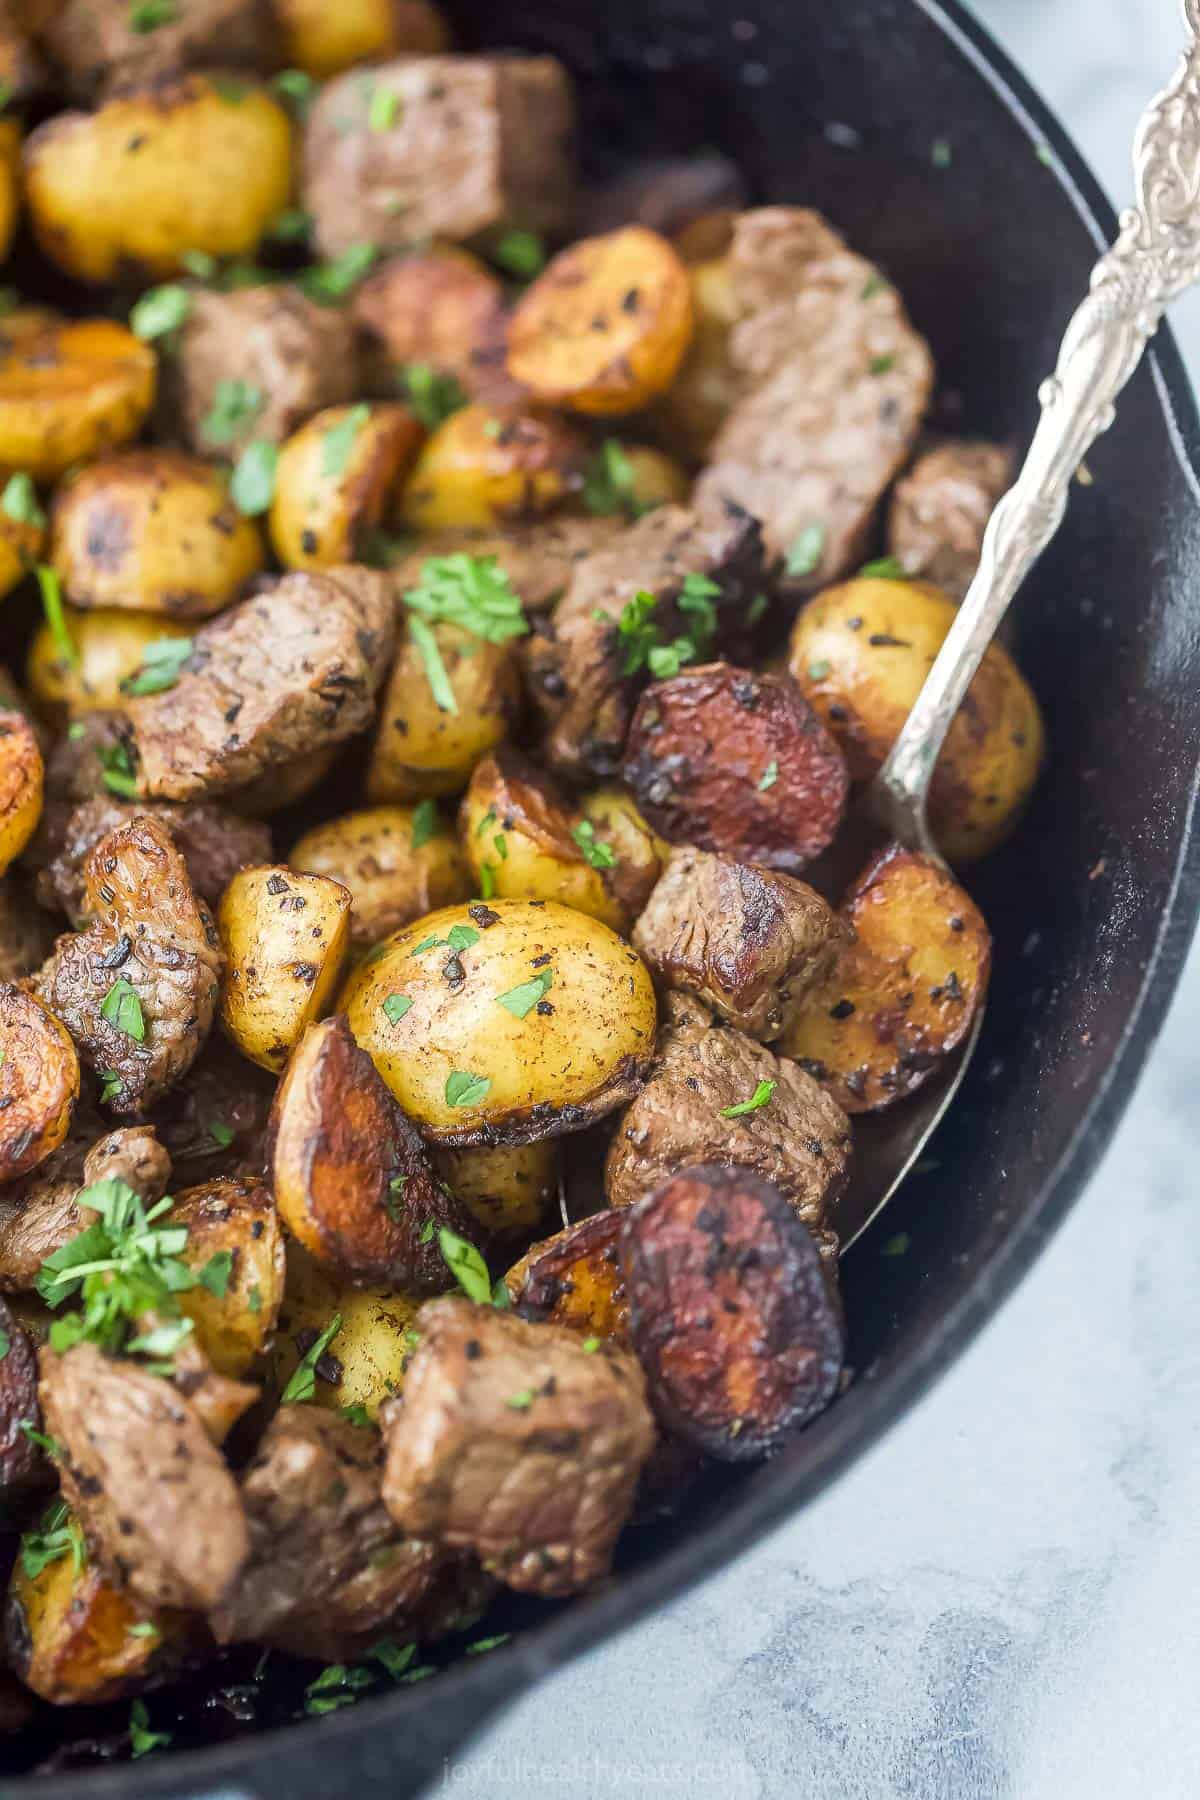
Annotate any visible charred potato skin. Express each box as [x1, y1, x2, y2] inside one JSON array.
[[27, 608, 192, 722], [269, 403, 424, 572], [0, 709, 43, 876], [620, 1164, 845, 1459], [218, 866, 352, 1074], [400, 403, 586, 532], [788, 577, 1045, 863], [267, 1014, 480, 1293], [291, 806, 470, 952], [367, 626, 522, 804], [511, 1208, 630, 1345], [270, 1241, 426, 1419], [24, 75, 293, 282], [779, 844, 991, 1113], [173, 1177, 285, 1377], [49, 450, 265, 619], [0, 318, 156, 485], [0, 983, 79, 1181]]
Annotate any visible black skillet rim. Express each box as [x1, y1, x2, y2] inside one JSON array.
[[19, 0, 1200, 1791]]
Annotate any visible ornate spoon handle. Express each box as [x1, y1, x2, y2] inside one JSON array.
[[868, 0, 1200, 853]]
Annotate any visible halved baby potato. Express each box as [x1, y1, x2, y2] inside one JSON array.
[[779, 844, 991, 1112], [0, 318, 155, 483], [342, 897, 657, 1146], [0, 983, 79, 1180], [366, 624, 522, 804], [507, 227, 694, 415], [50, 450, 264, 618], [0, 709, 42, 875], [26, 608, 193, 720], [269, 1240, 428, 1420], [507, 1208, 629, 1343], [24, 74, 293, 282], [290, 804, 470, 951], [433, 1140, 558, 1245], [400, 403, 586, 531], [217, 866, 352, 1073], [174, 1177, 286, 1379], [269, 403, 424, 571], [276, 0, 449, 78]]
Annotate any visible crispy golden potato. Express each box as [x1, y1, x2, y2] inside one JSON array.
[[0, 117, 20, 264], [26, 608, 192, 720], [507, 227, 694, 415], [433, 1140, 557, 1244], [276, 0, 449, 77], [269, 403, 424, 571], [0, 708, 42, 875], [788, 576, 1045, 862], [460, 749, 661, 935], [342, 897, 657, 1146], [50, 451, 264, 619], [174, 1177, 286, 1378], [400, 402, 586, 531], [227, 745, 337, 821], [270, 1241, 427, 1419], [0, 983, 78, 1179], [24, 75, 293, 282], [508, 1208, 629, 1343], [290, 804, 469, 951], [779, 845, 991, 1112], [0, 318, 155, 483], [366, 623, 522, 804], [217, 865, 352, 1073], [353, 246, 508, 399], [651, 254, 738, 460], [7, 1516, 193, 1706]]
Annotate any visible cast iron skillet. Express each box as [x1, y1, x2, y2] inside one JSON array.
[[9, 0, 1200, 1791]]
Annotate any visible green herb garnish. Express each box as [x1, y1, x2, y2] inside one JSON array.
[[230, 440, 278, 516], [20, 1499, 84, 1580], [1, 472, 44, 528], [202, 379, 264, 445], [785, 522, 825, 577], [121, 636, 193, 696], [208, 1119, 234, 1148], [36, 564, 77, 668], [757, 760, 779, 791], [300, 242, 378, 305], [495, 968, 553, 1019], [410, 798, 438, 849], [493, 230, 546, 280], [271, 69, 315, 115], [129, 0, 176, 33], [282, 1313, 342, 1403], [99, 740, 138, 799], [368, 87, 401, 132], [35, 1179, 198, 1361], [720, 1078, 777, 1118], [130, 284, 190, 340], [382, 994, 412, 1024], [321, 404, 370, 477], [129, 1699, 171, 1758], [571, 819, 616, 870], [198, 1250, 233, 1298], [858, 556, 907, 580], [100, 978, 145, 1042], [582, 439, 646, 519], [438, 1226, 493, 1304], [398, 361, 466, 430], [444, 1070, 490, 1108]]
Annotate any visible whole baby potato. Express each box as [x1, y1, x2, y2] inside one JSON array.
[[0, 318, 155, 483], [400, 403, 586, 531], [290, 804, 470, 951], [26, 609, 192, 720], [342, 898, 657, 1146], [50, 451, 264, 618], [788, 576, 1045, 863]]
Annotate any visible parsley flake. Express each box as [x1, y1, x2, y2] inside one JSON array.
[[100, 978, 145, 1042], [342, 1403, 372, 1427], [129, 1699, 171, 1758], [506, 1388, 535, 1410], [129, 0, 175, 33], [494, 230, 546, 280], [403, 553, 528, 715], [35, 1178, 198, 1359], [130, 284, 190, 340], [268, 206, 312, 244], [410, 798, 438, 848], [720, 1078, 777, 1118], [882, 1231, 911, 1257], [786, 522, 826, 577], [198, 1250, 233, 1298], [571, 819, 616, 870], [581, 1336, 601, 1353], [301, 242, 378, 305], [807, 660, 832, 681], [757, 759, 779, 791], [120, 635, 193, 696], [20, 1499, 84, 1580], [466, 1634, 510, 1655], [438, 1226, 492, 1304], [127, 1621, 160, 1639], [368, 87, 401, 132], [36, 564, 77, 669], [0, 1328, 8, 1361], [208, 1119, 234, 1148], [582, 439, 646, 519], [869, 353, 896, 376], [398, 362, 466, 430], [321, 404, 371, 477], [1, 472, 44, 529], [99, 740, 138, 799], [98, 1070, 124, 1104], [201, 378, 264, 445], [282, 1313, 342, 1403], [858, 556, 908, 580], [495, 967, 553, 1018], [180, 248, 217, 280], [248, 1284, 262, 1315], [230, 440, 278, 516], [382, 994, 412, 1025], [271, 69, 315, 115], [444, 1070, 490, 1108]]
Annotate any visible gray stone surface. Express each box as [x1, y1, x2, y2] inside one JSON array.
[[441, 4, 1200, 1796]]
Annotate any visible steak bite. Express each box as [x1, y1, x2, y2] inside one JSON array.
[[621, 664, 848, 874], [380, 1295, 656, 1597], [33, 815, 222, 1112], [211, 1406, 491, 1659], [693, 208, 934, 590], [0, 1297, 46, 1491], [127, 567, 395, 802], [887, 439, 1013, 601], [0, 1122, 170, 1290], [303, 55, 575, 259], [162, 283, 357, 457], [38, 1341, 251, 1612], [604, 992, 851, 1258], [148, 1036, 274, 1188], [38, 0, 276, 100], [525, 503, 765, 781], [633, 849, 848, 1040], [0, 878, 57, 983]]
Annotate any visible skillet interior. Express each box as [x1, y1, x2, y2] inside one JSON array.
[[8, 0, 1200, 1790]]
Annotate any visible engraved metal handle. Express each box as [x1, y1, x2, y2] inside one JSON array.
[[865, 0, 1200, 857]]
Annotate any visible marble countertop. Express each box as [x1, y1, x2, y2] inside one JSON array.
[[443, 4, 1200, 1795]]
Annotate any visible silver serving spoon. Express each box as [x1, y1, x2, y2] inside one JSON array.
[[837, 0, 1200, 1250]]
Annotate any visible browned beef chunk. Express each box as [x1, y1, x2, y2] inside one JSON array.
[[604, 993, 851, 1259], [38, 1341, 250, 1611], [0, 878, 56, 982], [380, 1295, 655, 1596], [694, 208, 934, 591], [210, 1406, 492, 1659], [304, 55, 575, 258], [887, 439, 1013, 601], [0, 1122, 170, 1289], [525, 503, 765, 781], [127, 569, 394, 802], [575, 152, 748, 243], [41, 710, 131, 807], [148, 1037, 273, 1188], [35, 796, 271, 924], [36, 0, 275, 99], [0, 1296, 46, 1491], [352, 249, 517, 409], [162, 284, 357, 457], [33, 816, 222, 1112], [633, 848, 848, 1039]]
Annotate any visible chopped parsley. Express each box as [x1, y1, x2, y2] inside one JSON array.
[[282, 1313, 342, 1403], [786, 522, 826, 577], [100, 978, 145, 1042], [99, 740, 138, 799], [613, 572, 720, 678], [882, 1231, 911, 1258], [341, 1403, 372, 1427], [0, 1327, 8, 1361], [398, 361, 466, 430], [720, 1078, 777, 1118], [129, 0, 176, 34], [465, 1634, 511, 1655], [437, 1226, 492, 1304], [931, 137, 953, 168], [98, 1070, 124, 1104], [757, 759, 779, 791], [300, 242, 378, 305], [505, 1388, 535, 1410], [582, 439, 645, 519], [35, 1178, 197, 1359], [129, 283, 190, 340], [129, 1698, 171, 1759], [495, 968, 554, 1019], [382, 994, 412, 1025], [581, 1337, 601, 1353], [571, 819, 616, 870], [410, 798, 438, 848], [127, 1621, 160, 1639], [493, 230, 546, 280], [201, 378, 264, 445], [120, 635, 193, 696], [807, 660, 832, 681], [268, 206, 312, 244], [180, 248, 217, 280], [411, 923, 479, 956], [368, 87, 401, 132], [1, 472, 44, 528], [247, 1284, 262, 1315], [858, 555, 907, 580], [35, 564, 77, 668], [478, 862, 496, 900], [230, 440, 278, 516], [403, 554, 528, 715], [869, 353, 896, 376], [198, 1250, 233, 1298], [211, 75, 251, 105], [861, 274, 890, 300], [271, 69, 315, 115], [444, 1070, 490, 1108], [20, 1498, 84, 1580], [321, 404, 371, 477], [208, 1119, 234, 1148], [418, 1219, 435, 1244]]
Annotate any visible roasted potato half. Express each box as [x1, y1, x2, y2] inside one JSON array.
[[26, 609, 193, 721], [276, 0, 449, 77], [0, 318, 155, 483], [400, 403, 586, 531], [268, 1014, 480, 1291], [507, 227, 694, 415], [174, 1177, 286, 1378], [0, 709, 42, 875], [0, 983, 79, 1180], [291, 805, 469, 951], [779, 845, 991, 1112], [217, 866, 352, 1073], [269, 404, 424, 571], [366, 623, 522, 804], [433, 1140, 558, 1244], [0, 117, 20, 265], [342, 898, 657, 1146], [788, 576, 1046, 863], [509, 1208, 630, 1344], [24, 75, 293, 282], [50, 451, 264, 618], [7, 1515, 192, 1706], [270, 1241, 427, 1419]]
